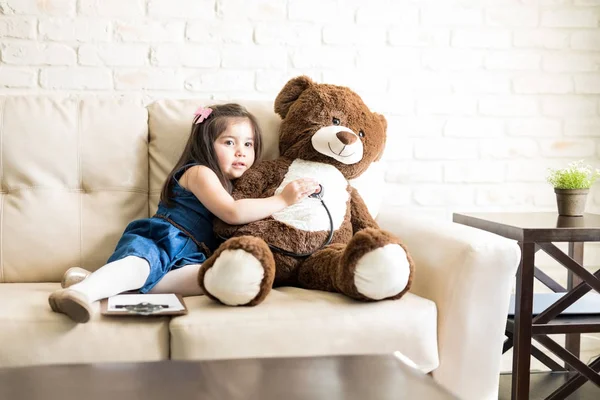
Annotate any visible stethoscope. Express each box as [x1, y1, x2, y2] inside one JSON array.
[[218, 184, 334, 258]]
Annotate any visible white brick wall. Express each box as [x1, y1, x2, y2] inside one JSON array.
[[0, 0, 599, 220]]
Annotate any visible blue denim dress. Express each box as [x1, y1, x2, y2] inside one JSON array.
[[107, 164, 220, 293]]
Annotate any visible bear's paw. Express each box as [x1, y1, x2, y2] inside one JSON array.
[[204, 249, 265, 306], [353, 244, 411, 300]]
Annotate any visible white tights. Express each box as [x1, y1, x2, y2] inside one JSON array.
[[148, 264, 203, 297], [69, 257, 203, 303], [69, 256, 150, 303]]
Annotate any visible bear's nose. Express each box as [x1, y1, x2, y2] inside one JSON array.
[[336, 131, 357, 145]]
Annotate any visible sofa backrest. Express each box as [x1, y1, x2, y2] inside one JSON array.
[[0, 96, 148, 283], [0, 96, 383, 283]]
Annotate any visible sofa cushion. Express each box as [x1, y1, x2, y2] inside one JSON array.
[[170, 288, 439, 373], [0, 283, 169, 367], [0, 96, 149, 282]]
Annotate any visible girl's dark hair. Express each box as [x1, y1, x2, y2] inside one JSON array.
[[160, 103, 263, 207]]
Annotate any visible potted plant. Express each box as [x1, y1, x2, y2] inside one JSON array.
[[547, 160, 600, 217]]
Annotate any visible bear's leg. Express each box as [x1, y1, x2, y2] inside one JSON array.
[[298, 229, 414, 301], [198, 236, 275, 306], [297, 243, 346, 293]]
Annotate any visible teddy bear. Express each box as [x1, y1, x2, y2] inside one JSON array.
[[197, 76, 415, 306]]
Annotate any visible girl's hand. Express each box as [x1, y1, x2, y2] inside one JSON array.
[[280, 178, 320, 206]]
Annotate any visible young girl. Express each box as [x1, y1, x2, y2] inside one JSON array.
[[49, 103, 319, 323]]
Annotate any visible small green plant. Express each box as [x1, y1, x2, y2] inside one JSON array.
[[547, 160, 600, 189]]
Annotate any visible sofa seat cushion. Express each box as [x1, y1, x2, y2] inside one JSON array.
[[170, 288, 439, 373], [0, 283, 169, 367]]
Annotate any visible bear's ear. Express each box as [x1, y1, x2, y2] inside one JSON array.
[[374, 113, 387, 162], [274, 75, 314, 119], [376, 113, 387, 133]]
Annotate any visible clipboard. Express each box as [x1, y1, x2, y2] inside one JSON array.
[[101, 293, 188, 317]]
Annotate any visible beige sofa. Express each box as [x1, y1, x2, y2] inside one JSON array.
[[0, 95, 520, 400]]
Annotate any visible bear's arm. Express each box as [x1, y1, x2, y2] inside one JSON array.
[[349, 187, 379, 233], [213, 158, 292, 238], [231, 158, 292, 200]]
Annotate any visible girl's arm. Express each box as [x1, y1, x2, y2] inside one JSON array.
[[182, 165, 318, 225]]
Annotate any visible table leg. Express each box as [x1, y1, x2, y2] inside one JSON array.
[[512, 242, 535, 400], [565, 242, 583, 368]]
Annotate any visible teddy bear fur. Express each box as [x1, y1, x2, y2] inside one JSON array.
[[197, 76, 415, 306]]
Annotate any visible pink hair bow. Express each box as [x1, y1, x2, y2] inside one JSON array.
[[194, 106, 212, 124]]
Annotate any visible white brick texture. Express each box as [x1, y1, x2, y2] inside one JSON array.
[[1, 42, 76, 65], [149, 0, 215, 19], [150, 45, 220, 68], [79, 0, 144, 18], [0, 66, 36, 87], [188, 22, 253, 44], [0, 0, 598, 220], [0, 17, 36, 39], [79, 44, 149, 67], [115, 21, 184, 43], [40, 67, 111, 89], [39, 18, 111, 42], [0, 0, 75, 16]]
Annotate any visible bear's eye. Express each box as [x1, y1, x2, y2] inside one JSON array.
[[332, 117, 340, 126], [359, 130, 365, 138]]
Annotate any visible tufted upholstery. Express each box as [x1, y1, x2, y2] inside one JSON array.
[[0, 96, 148, 282]]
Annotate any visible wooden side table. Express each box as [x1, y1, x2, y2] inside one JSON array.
[[453, 212, 600, 400]]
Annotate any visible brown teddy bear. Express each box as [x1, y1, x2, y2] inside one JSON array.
[[197, 76, 415, 306]]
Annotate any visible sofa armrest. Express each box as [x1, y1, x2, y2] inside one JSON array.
[[376, 209, 520, 400]]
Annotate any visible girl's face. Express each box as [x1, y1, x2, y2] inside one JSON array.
[[214, 118, 256, 180]]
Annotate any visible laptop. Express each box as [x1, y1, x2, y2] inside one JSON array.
[[508, 292, 600, 316]]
